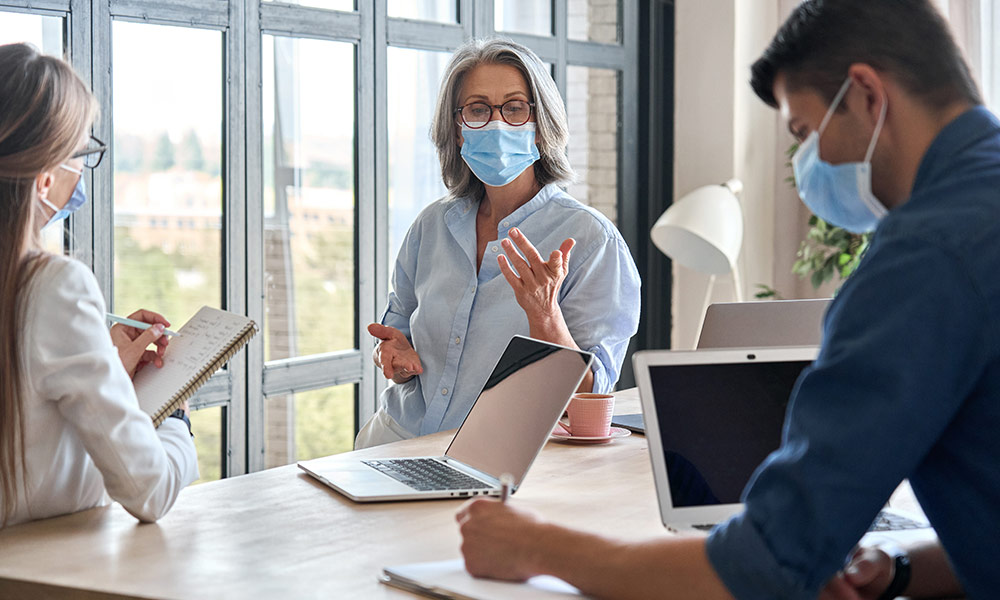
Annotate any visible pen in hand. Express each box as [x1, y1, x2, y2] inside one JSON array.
[[499, 473, 514, 503], [106, 313, 180, 337]]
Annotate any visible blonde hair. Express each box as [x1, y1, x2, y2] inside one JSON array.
[[0, 42, 97, 526], [430, 37, 575, 201]]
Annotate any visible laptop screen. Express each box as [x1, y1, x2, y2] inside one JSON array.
[[445, 336, 593, 485], [648, 359, 811, 507]]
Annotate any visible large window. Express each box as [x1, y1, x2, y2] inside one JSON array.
[[982, 0, 1000, 114], [938, 0, 1000, 113], [387, 47, 450, 274], [262, 35, 357, 466], [112, 21, 226, 481], [0, 0, 638, 477], [0, 11, 65, 255]]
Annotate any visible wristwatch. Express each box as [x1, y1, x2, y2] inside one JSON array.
[[168, 409, 194, 437], [876, 544, 912, 600]]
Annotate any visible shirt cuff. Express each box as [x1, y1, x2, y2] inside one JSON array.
[[705, 512, 818, 600], [587, 346, 613, 393]]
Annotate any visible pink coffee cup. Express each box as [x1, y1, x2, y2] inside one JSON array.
[[565, 393, 615, 437]]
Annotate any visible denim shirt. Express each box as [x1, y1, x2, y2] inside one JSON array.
[[707, 106, 1000, 599], [378, 183, 641, 437]]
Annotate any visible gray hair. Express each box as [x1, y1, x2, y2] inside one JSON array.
[[430, 37, 574, 201]]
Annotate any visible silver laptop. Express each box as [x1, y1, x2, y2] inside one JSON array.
[[634, 347, 934, 543], [613, 299, 832, 434], [299, 335, 594, 502], [697, 299, 830, 349]]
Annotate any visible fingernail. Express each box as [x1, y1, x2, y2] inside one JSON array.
[[511, 228, 519, 237], [152, 324, 165, 334]]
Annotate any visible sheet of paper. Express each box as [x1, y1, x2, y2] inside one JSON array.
[[132, 306, 251, 416], [383, 559, 585, 600]]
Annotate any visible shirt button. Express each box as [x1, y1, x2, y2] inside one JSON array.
[[491, 245, 498, 253], [502, 221, 509, 228], [455, 337, 461, 344], [442, 388, 448, 395]]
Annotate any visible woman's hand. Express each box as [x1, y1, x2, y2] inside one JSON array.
[[456, 498, 545, 581], [367, 323, 423, 384], [498, 227, 574, 326], [109, 309, 170, 379], [497, 228, 593, 392]]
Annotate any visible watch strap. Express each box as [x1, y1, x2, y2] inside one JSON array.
[[877, 550, 912, 600], [168, 409, 193, 437]]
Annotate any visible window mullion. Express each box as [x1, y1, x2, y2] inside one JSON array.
[[67, 0, 94, 269], [224, 0, 249, 477], [107, 0, 228, 28], [83, 0, 113, 306], [245, 0, 266, 474]]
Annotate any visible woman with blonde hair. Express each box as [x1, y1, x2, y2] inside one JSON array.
[[0, 43, 198, 528], [360, 37, 640, 447]]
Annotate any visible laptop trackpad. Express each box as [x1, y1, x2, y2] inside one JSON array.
[[302, 461, 415, 495]]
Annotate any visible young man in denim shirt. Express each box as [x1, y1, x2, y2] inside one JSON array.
[[457, 1, 1000, 598]]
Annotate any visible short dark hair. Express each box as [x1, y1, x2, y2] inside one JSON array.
[[751, 0, 982, 111]]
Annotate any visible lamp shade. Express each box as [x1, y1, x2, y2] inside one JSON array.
[[650, 178, 743, 275]]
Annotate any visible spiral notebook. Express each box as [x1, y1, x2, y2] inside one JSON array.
[[133, 305, 257, 426], [381, 559, 584, 599]]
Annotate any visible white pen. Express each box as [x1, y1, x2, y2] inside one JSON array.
[[106, 313, 180, 337], [499, 473, 514, 503]]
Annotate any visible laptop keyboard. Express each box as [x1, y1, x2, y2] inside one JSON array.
[[363, 458, 493, 492], [868, 510, 926, 531], [690, 510, 926, 533]]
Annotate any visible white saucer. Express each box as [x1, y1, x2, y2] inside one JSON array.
[[550, 426, 631, 444]]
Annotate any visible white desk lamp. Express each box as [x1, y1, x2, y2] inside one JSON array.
[[651, 178, 745, 330]]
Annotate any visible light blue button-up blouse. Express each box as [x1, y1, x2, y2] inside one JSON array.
[[378, 183, 641, 437]]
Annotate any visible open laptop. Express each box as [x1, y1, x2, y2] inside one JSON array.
[[633, 347, 934, 543], [613, 299, 832, 434], [697, 298, 830, 349], [299, 335, 594, 502]]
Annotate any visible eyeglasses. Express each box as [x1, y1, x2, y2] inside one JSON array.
[[71, 135, 107, 169], [454, 99, 535, 129]]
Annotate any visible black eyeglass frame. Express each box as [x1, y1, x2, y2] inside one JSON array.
[[71, 135, 107, 169], [454, 100, 536, 129]]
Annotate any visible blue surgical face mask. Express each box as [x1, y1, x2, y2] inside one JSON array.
[[792, 78, 888, 234], [460, 121, 540, 188], [39, 164, 87, 229]]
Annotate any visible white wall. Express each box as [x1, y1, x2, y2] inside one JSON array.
[[671, 0, 735, 349], [672, 0, 793, 349]]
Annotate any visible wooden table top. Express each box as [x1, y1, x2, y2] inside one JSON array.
[[0, 390, 661, 599]]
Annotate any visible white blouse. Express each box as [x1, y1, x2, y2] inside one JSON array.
[[2, 255, 198, 527]]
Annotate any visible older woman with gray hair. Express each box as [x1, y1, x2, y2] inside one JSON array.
[[358, 37, 640, 447]]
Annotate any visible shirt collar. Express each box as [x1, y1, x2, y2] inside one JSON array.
[[499, 183, 563, 229], [912, 106, 1000, 198], [446, 182, 563, 231]]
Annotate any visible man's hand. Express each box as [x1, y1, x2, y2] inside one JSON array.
[[456, 499, 544, 581], [820, 547, 895, 600]]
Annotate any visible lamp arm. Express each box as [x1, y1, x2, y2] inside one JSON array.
[[731, 262, 744, 302]]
